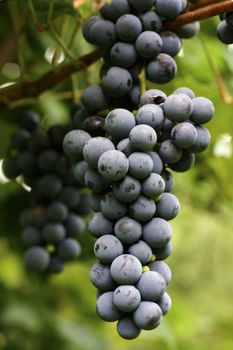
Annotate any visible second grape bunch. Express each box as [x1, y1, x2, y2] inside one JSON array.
[[63, 87, 214, 339]]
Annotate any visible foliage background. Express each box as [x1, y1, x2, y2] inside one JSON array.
[[0, 1, 233, 349]]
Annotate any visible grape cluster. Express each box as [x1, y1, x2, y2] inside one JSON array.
[[217, 11, 233, 45], [79, 0, 200, 116], [63, 86, 214, 338], [3, 112, 91, 273]]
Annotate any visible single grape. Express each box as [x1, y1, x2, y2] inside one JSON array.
[[163, 93, 193, 122], [128, 240, 152, 265], [82, 16, 101, 43], [174, 21, 200, 38], [168, 150, 195, 172], [156, 193, 180, 220], [94, 234, 124, 264], [140, 11, 162, 32], [83, 136, 115, 168], [143, 217, 172, 248], [73, 160, 89, 185], [96, 291, 123, 322], [159, 140, 183, 164], [58, 238, 81, 261], [171, 122, 198, 148], [153, 242, 172, 260], [117, 315, 141, 340], [141, 173, 165, 198], [128, 152, 154, 179], [81, 85, 108, 113], [101, 192, 127, 220], [149, 261, 172, 285], [110, 254, 142, 284], [89, 19, 116, 49], [135, 31, 162, 59], [186, 126, 211, 153], [90, 262, 116, 291], [173, 87, 195, 99], [140, 89, 167, 106], [136, 104, 164, 131], [84, 168, 111, 193], [160, 31, 182, 57], [102, 66, 133, 98], [117, 138, 136, 156], [47, 202, 68, 222], [129, 125, 157, 151], [155, 0, 183, 19], [66, 214, 84, 237], [136, 271, 166, 301], [24, 247, 50, 272], [63, 130, 91, 160], [112, 175, 141, 203], [189, 97, 215, 124], [83, 115, 105, 137], [42, 223, 66, 244], [146, 54, 177, 84], [110, 42, 138, 68], [105, 108, 136, 140], [116, 14, 142, 42], [88, 212, 114, 238], [129, 195, 156, 222], [133, 301, 163, 330], [98, 150, 129, 181], [113, 285, 141, 312], [100, 0, 131, 22], [114, 216, 142, 244], [147, 151, 164, 174], [217, 20, 233, 44], [156, 292, 172, 315]]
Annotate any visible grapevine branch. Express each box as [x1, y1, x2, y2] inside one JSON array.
[[189, 0, 223, 11], [1, 0, 233, 107], [0, 49, 102, 106], [165, 0, 233, 29]]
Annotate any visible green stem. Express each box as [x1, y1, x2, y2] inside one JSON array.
[[27, 0, 38, 24], [139, 67, 147, 96], [49, 26, 77, 61]]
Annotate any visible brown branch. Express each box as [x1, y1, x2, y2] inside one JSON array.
[[165, 0, 233, 29], [0, 48, 102, 106], [189, 0, 223, 11]]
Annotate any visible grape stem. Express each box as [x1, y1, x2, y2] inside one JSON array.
[[188, 0, 223, 11], [165, 0, 233, 29], [1, 0, 233, 107]]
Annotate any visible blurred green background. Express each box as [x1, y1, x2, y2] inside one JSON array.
[[0, 1, 233, 349]]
